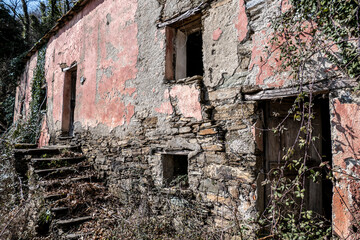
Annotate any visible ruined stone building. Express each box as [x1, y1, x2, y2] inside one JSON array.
[[12, 0, 360, 238]]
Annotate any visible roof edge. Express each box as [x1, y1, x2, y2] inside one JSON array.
[[24, 0, 92, 60]]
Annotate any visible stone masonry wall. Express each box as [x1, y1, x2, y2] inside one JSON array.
[[13, 0, 360, 237]]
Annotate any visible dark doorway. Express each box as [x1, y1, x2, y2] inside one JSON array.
[[61, 68, 77, 136], [261, 96, 332, 218]]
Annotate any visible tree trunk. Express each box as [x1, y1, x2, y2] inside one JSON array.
[[64, 0, 70, 13], [50, 0, 58, 18], [20, 0, 30, 43]]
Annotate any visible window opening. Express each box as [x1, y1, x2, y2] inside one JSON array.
[[165, 15, 203, 80], [162, 154, 188, 188], [186, 31, 203, 77]]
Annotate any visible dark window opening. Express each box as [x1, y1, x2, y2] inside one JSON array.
[[162, 154, 188, 188], [186, 31, 203, 77], [165, 15, 203, 80]]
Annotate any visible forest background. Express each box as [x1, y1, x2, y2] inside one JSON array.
[[0, 0, 76, 133]]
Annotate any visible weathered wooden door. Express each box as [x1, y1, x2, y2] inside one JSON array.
[[61, 68, 77, 136], [263, 97, 331, 217], [69, 70, 76, 136]]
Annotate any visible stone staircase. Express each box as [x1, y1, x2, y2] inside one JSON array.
[[14, 143, 105, 239]]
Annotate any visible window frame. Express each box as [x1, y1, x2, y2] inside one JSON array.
[[165, 14, 203, 81]]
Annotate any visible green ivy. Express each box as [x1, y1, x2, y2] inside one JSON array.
[[272, 0, 360, 79], [261, 1, 360, 238], [22, 46, 47, 143]]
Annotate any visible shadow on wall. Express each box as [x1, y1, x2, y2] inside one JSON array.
[[331, 98, 360, 238]]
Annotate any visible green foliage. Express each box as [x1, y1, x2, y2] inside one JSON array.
[[0, 5, 27, 131], [272, 0, 360, 79], [38, 209, 52, 225], [169, 174, 188, 188], [16, 46, 47, 143], [30, 0, 77, 42], [260, 1, 360, 239], [0, 4, 25, 56]]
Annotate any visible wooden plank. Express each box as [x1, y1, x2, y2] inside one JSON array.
[[31, 156, 85, 162], [56, 216, 93, 225], [157, 2, 208, 28], [244, 79, 358, 101]]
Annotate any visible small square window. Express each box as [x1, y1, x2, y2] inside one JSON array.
[[165, 15, 203, 80], [162, 154, 188, 188]]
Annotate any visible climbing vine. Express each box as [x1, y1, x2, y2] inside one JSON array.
[[272, 0, 360, 80], [259, 0, 360, 239], [18, 46, 47, 144]]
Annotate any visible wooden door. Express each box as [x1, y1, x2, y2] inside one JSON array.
[[264, 97, 331, 216], [69, 70, 76, 136], [61, 69, 77, 136]]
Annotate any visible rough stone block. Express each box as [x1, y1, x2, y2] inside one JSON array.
[[143, 117, 158, 127], [200, 122, 213, 129], [205, 164, 252, 182], [225, 129, 255, 154], [227, 122, 247, 131], [179, 126, 192, 134], [199, 178, 226, 195], [205, 153, 226, 164], [202, 144, 224, 152], [228, 186, 239, 199], [198, 128, 217, 135], [214, 103, 256, 121], [208, 88, 239, 101]]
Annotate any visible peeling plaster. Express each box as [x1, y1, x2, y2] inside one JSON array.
[[169, 85, 202, 121], [331, 98, 360, 237], [212, 28, 223, 41], [235, 0, 248, 42], [43, 0, 139, 130]]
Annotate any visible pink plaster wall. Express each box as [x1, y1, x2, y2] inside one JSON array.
[[155, 86, 202, 120], [45, 0, 138, 130], [249, 21, 315, 87], [234, 0, 248, 42], [212, 28, 222, 41], [38, 115, 50, 148], [331, 99, 360, 238], [155, 89, 173, 115], [169, 85, 202, 121], [249, 29, 284, 87]]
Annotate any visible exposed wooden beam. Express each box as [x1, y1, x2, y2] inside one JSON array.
[[157, 2, 209, 28], [244, 78, 358, 101]]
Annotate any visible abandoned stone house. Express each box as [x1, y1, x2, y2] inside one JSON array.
[[12, 0, 360, 238]]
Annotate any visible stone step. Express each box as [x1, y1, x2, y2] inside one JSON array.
[[14, 145, 81, 158], [56, 216, 93, 226], [31, 156, 86, 169], [14, 143, 38, 149], [64, 232, 92, 239], [57, 136, 76, 146], [34, 165, 92, 179], [44, 193, 67, 201], [58, 136, 74, 141], [40, 175, 99, 191], [51, 207, 69, 217]]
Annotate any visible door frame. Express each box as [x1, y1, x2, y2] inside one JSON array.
[[61, 63, 77, 136]]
